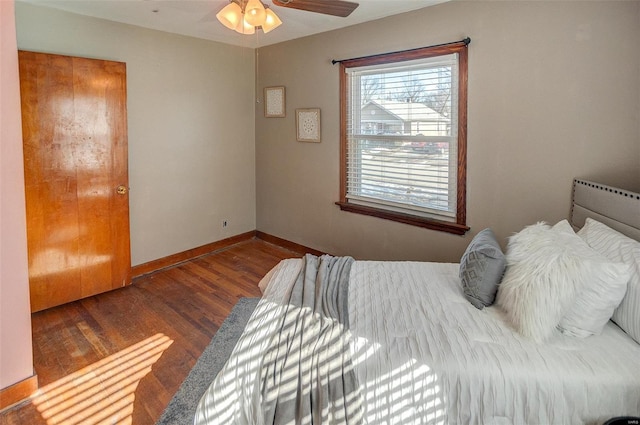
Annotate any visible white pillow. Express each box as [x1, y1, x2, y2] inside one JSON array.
[[553, 220, 631, 338], [496, 221, 629, 342], [578, 218, 640, 344]]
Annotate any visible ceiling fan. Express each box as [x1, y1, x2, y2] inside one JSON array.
[[271, 0, 359, 18], [216, 0, 359, 35]]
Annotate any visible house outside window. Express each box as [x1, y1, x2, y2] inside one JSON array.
[[336, 39, 470, 235]]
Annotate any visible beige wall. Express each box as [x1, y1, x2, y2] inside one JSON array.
[[256, 1, 640, 261], [1, 0, 34, 390], [16, 2, 257, 266]]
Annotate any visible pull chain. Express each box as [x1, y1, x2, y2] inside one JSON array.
[[255, 44, 260, 105]]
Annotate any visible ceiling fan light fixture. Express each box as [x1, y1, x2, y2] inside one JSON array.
[[262, 8, 282, 33], [217, 0, 283, 34], [234, 16, 256, 34], [216, 2, 243, 30], [244, 0, 267, 26]]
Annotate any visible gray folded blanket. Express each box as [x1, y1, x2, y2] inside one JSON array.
[[194, 254, 364, 425], [260, 254, 364, 424]]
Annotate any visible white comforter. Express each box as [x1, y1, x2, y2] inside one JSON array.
[[198, 259, 640, 425]]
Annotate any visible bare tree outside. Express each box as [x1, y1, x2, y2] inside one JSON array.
[[393, 75, 427, 103], [361, 75, 382, 104], [364, 67, 452, 116], [423, 67, 452, 117]]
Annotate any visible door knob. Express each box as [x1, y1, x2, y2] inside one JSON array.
[[116, 185, 128, 195]]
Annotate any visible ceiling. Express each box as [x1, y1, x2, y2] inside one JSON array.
[[20, 0, 446, 48]]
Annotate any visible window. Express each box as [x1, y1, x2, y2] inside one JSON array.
[[336, 39, 469, 235]]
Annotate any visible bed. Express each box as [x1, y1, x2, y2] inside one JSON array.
[[194, 179, 640, 425]]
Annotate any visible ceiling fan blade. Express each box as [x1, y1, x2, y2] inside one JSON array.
[[272, 0, 359, 18]]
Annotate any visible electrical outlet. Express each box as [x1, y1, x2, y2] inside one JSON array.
[[222, 220, 228, 228]]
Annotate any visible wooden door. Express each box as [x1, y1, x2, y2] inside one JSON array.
[[19, 51, 131, 312]]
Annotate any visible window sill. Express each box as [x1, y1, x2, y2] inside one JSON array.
[[335, 201, 470, 236]]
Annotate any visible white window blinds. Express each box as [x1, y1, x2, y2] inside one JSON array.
[[345, 53, 459, 220]]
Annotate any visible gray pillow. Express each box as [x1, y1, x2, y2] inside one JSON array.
[[459, 228, 507, 309]]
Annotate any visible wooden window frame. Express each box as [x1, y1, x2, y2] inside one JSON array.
[[336, 40, 470, 235]]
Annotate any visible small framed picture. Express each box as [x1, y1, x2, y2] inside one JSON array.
[[264, 86, 285, 118], [296, 108, 321, 143]]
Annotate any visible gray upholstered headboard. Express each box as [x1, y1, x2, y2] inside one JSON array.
[[570, 179, 640, 242]]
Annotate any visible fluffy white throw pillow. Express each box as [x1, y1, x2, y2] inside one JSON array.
[[496, 221, 628, 342]]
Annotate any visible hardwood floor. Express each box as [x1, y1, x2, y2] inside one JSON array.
[[0, 238, 309, 425]]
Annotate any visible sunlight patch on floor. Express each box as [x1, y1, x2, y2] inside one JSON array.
[[31, 333, 173, 425]]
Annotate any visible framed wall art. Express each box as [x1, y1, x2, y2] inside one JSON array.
[[296, 108, 321, 143], [264, 86, 286, 118]]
